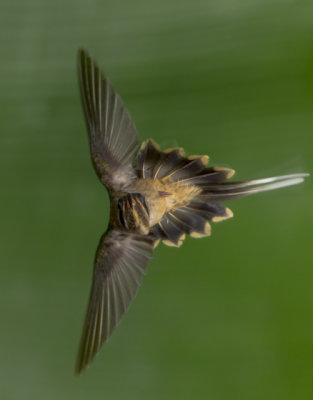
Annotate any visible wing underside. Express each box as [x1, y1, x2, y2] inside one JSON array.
[[78, 49, 140, 190], [76, 230, 154, 374]]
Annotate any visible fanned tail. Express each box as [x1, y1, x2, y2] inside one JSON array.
[[137, 140, 309, 247]]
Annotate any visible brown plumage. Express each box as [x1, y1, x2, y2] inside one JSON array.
[[75, 48, 308, 374]]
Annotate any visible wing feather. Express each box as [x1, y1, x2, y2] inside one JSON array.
[[76, 230, 154, 374], [78, 49, 140, 190]]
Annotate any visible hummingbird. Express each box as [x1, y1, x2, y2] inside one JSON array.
[[75, 48, 308, 374]]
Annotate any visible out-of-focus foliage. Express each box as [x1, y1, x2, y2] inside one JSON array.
[[0, 1, 312, 399]]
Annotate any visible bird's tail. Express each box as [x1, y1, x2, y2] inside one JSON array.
[[194, 173, 308, 202], [137, 140, 308, 247]]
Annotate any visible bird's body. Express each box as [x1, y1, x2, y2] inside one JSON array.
[[75, 49, 308, 374], [112, 173, 203, 234]]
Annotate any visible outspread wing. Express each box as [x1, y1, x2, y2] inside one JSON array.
[[76, 230, 154, 374], [78, 49, 140, 191]]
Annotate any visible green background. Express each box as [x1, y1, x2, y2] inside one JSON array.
[[1, 1, 312, 399]]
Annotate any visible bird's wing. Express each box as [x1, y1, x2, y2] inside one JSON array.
[[76, 230, 154, 374], [78, 49, 140, 191]]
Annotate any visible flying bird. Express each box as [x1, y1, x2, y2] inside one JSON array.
[[76, 48, 308, 374]]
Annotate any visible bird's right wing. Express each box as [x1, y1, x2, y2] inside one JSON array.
[[78, 49, 140, 191], [76, 230, 154, 375]]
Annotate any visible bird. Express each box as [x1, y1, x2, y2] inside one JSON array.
[[75, 48, 308, 374]]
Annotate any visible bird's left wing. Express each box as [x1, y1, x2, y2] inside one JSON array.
[[76, 230, 154, 374], [78, 49, 140, 191]]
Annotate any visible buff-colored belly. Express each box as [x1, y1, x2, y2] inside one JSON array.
[[133, 178, 201, 227]]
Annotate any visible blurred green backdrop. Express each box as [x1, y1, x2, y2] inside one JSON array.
[[0, 0, 312, 399]]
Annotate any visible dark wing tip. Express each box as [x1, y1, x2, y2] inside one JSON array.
[[77, 47, 85, 58], [77, 47, 109, 82], [75, 346, 92, 376], [78, 47, 91, 61], [75, 356, 86, 376], [78, 47, 87, 55], [77, 48, 89, 72]]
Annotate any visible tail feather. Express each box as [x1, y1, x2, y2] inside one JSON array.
[[201, 173, 308, 201], [137, 140, 308, 247], [180, 168, 234, 185], [184, 201, 232, 221], [150, 214, 185, 247], [166, 158, 207, 181], [154, 150, 185, 180], [137, 140, 162, 179], [170, 208, 207, 234], [158, 217, 185, 246], [137, 140, 212, 181]]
